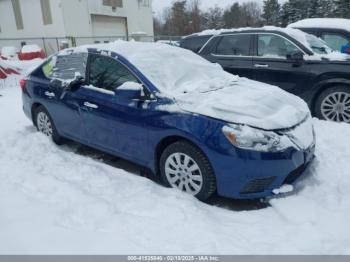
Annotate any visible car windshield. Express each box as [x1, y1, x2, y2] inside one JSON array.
[[87, 41, 238, 96], [305, 34, 332, 54]]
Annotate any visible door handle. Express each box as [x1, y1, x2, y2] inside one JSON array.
[[83, 101, 99, 109], [44, 91, 55, 98], [254, 64, 269, 68]]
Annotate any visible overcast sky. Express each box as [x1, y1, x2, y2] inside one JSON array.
[[152, 0, 263, 16]]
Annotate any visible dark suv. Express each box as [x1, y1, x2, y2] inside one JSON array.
[[181, 27, 350, 123], [180, 34, 213, 53]]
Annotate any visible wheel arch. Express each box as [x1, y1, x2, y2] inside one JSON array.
[[154, 135, 210, 177], [31, 102, 44, 126]]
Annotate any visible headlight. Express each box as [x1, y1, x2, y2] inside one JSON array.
[[222, 124, 294, 152]]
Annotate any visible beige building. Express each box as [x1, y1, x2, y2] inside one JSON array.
[[0, 0, 154, 53]]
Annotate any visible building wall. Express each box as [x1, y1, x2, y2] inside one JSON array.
[[0, 0, 154, 39], [86, 0, 154, 36], [0, 0, 66, 38]]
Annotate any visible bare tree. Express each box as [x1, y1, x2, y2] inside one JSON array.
[[203, 5, 224, 29], [187, 0, 202, 33]]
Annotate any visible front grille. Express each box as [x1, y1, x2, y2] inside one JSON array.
[[283, 164, 307, 184], [240, 176, 276, 194]]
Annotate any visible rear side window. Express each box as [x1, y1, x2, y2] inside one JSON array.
[[43, 53, 87, 80], [180, 36, 212, 53], [88, 54, 139, 91], [321, 33, 349, 51], [215, 34, 251, 56]]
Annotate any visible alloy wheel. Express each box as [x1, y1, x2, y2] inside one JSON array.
[[321, 92, 350, 123], [37, 111, 53, 137], [164, 152, 203, 195]]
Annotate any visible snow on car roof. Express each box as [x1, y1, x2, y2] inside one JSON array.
[[21, 44, 42, 53], [288, 18, 350, 31], [184, 26, 350, 61], [185, 26, 316, 52], [69, 40, 239, 95]]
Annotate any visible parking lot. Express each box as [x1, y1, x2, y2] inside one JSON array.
[[1, 81, 350, 254]]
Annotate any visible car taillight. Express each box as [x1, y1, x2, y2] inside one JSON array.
[[20, 79, 27, 91]]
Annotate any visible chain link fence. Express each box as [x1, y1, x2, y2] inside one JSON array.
[[0, 35, 183, 56]]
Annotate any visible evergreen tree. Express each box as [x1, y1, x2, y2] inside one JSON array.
[[334, 0, 350, 18], [223, 3, 244, 28], [317, 0, 337, 17], [280, 2, 292, 26], [262, 0, 281, 26]]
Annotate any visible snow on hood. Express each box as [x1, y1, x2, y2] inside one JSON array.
[[71, 41, 310, 130], [175, 78, 310, 130]]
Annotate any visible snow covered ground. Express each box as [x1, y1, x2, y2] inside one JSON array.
[[1, 79, 350, 255]]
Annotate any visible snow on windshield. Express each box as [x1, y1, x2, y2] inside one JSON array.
[[75, 41, 238, 95]]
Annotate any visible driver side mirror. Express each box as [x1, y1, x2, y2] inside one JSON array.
[[287, 52, 304, 67], [287, 52, 304, 61], [66, 76, 85, 91], [115, 82, 155, 102]]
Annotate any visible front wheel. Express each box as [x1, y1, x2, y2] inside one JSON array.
[[315, 86, 350, 123], [34, 106, 65, 145], [160, 141, 216, 201]]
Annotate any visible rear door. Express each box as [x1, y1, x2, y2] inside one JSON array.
[[204, 33, 255, 79], [39, 52, 89, 142], [252, 33, 313, 95]]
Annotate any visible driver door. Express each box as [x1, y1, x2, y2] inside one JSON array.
[[81, 53, 150, 163]]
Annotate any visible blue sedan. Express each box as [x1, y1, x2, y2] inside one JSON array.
[[21, 41, 315, 200]]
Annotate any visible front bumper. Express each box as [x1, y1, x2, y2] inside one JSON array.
[[206, 143, 316, 199]]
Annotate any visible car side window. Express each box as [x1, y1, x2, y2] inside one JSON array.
[[181, 36, 212, 53], [88, 54, 139, 91], [42, 53, 87, 81], [258, 34, 301, 58], [215, 34, 251, 56], [321, 33, 349, 51]]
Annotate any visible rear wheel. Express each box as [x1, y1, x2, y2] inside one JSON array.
[[34, 106, 65, 145], [315, 86, 350, 123], [160, 141, 216, 201]]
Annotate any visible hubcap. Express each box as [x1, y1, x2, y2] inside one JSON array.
[[37, 112, 53, 137], [165, 153, 203, 195], [321, 92, 350, 123]]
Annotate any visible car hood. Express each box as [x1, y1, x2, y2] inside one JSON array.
[[174, 78, 310, 130]]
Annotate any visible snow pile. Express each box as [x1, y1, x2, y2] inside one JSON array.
[[21, 44, 42, 53], [0, 85, 350, 254], [0, 59, 43, 88], [1, 46, 19, 60], [305, 51, 350, 62], [288, 18, 350, 32]]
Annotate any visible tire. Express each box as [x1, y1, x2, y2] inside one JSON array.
[[34, 106, 65, 145], [315, 86, 350, 123], [160, 141, 216, 201]]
